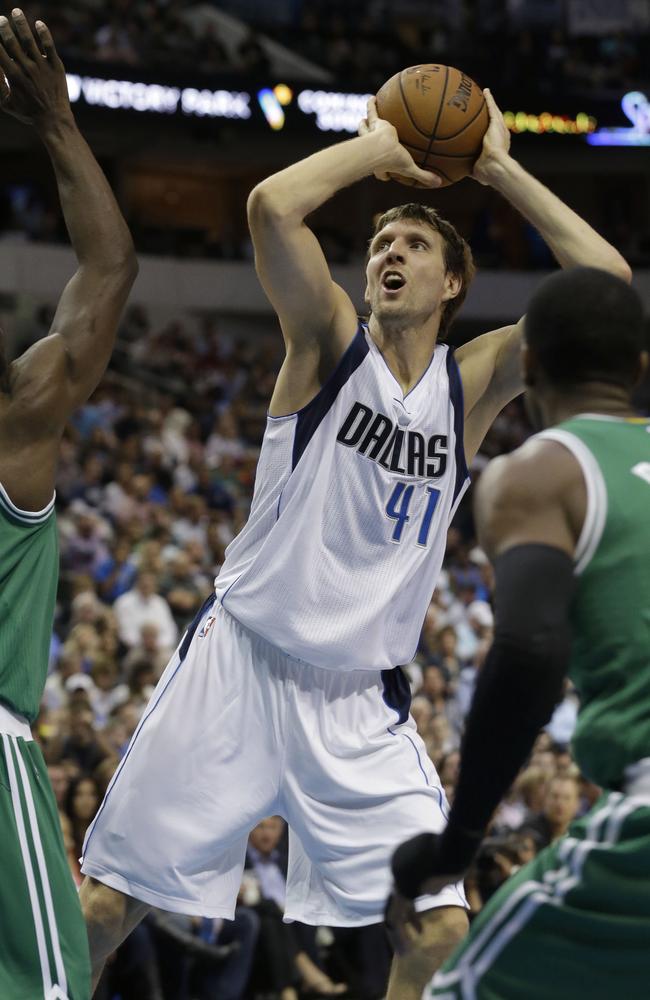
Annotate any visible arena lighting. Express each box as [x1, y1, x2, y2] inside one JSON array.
[[503, 110, 596, 135], [65, 73, 251, 119], [587, 91, 650, 146]]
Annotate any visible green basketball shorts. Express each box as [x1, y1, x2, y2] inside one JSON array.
[[0, 722, 90, 999], [428, 783, 650, 1000]]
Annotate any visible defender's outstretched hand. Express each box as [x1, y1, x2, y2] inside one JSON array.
[[472, 88, 512, 186], [359, 96, 440, 188], [0, 10, 71, 127]]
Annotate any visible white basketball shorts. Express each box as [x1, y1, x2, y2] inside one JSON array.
[[81, 596, 466, 925]]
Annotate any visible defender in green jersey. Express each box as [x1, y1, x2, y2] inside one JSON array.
[[0, 11, 137, 999], [387, 266, 650, 999]]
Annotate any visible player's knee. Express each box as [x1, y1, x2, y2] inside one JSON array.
[[388, 906, 468, 1000], [80, 876, 130, 948], [418, 903, 468, 957]]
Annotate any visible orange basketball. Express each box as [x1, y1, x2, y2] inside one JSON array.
[[375, 64, 489, 187]]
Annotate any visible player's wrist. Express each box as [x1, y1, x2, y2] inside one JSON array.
[[476, 150, 519, 189], [362, 126, 402, 173], [35, 109, 77, 144]]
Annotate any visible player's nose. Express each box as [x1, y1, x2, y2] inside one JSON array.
[[386, 242, 405, 262]]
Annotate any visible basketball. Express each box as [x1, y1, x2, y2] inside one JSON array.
[[375, 64, 489, 186]]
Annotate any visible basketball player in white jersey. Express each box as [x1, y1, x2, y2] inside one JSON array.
[[79, 91, 629, 999]]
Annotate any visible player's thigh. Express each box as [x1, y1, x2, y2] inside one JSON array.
[[0, 734, 90, 1000], [283, 670, 465, 922], [81, 605, 285, 913]]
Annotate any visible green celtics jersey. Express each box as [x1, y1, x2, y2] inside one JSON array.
[[540, 415, 650, 788], [0, 484, 58, 722]]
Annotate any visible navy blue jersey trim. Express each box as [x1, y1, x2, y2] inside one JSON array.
[[381, 666, 412, 725], [292, 324, 369, 470], [446, 348, 470, 503]]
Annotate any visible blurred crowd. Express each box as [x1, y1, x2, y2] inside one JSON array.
[[15, 297, 597, 999], [256, 1, 650, 95], [15, 0, 270, 78], [7, 0, 649, 95]]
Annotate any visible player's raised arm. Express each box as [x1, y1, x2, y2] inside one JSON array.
[[247, 99, 438, 366], [0, 12, 137, 428], [455, 89, 631, 460]]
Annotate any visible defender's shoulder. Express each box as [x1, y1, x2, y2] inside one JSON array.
[[476, 435, 584, 559]]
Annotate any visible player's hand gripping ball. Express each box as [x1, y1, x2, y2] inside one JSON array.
[[375, 64, 489, 186]]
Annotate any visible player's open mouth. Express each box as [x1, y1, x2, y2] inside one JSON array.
[[381, 271, 406, 292]]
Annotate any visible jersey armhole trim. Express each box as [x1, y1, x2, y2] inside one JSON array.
[[535, 429, 607, 574], [445, 347, 471, 503], [0, 482, 56, 525]]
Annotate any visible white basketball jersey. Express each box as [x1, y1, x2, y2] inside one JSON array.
[[215, 322, 470, 672]]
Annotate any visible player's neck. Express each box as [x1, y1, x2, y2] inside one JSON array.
[[368, 314, 440, 395], [545, 382, 637, 426]]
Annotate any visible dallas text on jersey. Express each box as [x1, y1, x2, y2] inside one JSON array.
[[336, 401, 448, 479]]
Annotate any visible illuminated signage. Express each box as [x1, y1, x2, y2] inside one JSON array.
[[65, 73, 251, 120], [297, 90, 372, 133], [67, 71, 646, 150], [587, 91, 650, 146], [503, 110, 596, 135], [257, 84, 293, 130]]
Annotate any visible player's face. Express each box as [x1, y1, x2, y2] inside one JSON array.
[[365, 221, 458, 327]]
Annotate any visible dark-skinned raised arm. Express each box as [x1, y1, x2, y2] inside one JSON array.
[[0, 11, 138, 428]]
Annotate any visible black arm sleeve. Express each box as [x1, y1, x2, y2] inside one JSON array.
[[392, 544, 575, 898]]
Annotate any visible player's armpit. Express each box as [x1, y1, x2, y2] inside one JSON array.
[[474, 436, 586, 562], [455, 318, 525, 462]]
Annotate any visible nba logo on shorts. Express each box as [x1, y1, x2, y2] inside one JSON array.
[[198, 616, 216, 639]]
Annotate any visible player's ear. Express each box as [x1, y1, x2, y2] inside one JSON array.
[[441, 272, 462, 303], [364, 281, 370, 306]]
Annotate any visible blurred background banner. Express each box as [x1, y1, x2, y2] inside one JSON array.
[[566, 0, 650, 35]]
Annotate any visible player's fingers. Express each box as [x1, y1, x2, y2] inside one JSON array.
[[483, 87, 504, 121], [408, 164, 441, 188], [0, 71, 10, 104], [358, 117, 369, 137], [0, 41, 15, 80], [11, 9, 41, 62], [374, 170, 390, 182], [367, 95, 378, 123], [34, 20, 63, 68], [0, 13, 26, 68]]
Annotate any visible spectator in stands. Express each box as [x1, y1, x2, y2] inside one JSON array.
[[65, 775, 101, 858], [94, 535, 138, 603], [62, 501, 111, 576], [246, 817, 347, 998], [521, 774, 581, 848], [113, 571, 178, 650], [150, 905, 259, 1000], [159, 551, 207, 632], [60, 704, 108, 777]]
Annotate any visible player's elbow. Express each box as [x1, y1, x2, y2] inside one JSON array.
[[605, 255, 632, 285], [247, 182, 297, 229], [615, 259, 633, 285]]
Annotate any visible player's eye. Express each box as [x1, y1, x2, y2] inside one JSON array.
[[411, 241, 427, 250]]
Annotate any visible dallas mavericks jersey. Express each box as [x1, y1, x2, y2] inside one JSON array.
[[215, 322, 469, 672]]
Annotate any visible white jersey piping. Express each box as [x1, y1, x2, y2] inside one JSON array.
[[536, 429, 608, 575]]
